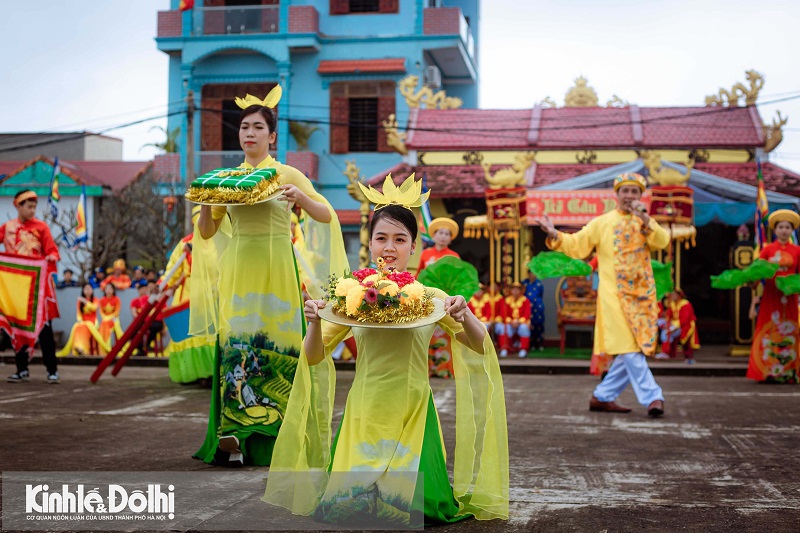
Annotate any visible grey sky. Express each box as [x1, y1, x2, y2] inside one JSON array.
[[2, 0, 799, 172]]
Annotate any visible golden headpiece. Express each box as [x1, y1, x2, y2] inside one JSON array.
[[14, 191, 37, 207], [234, 85, 282, 110], [357, 174, 430, 211], [613, 172, 647, 192], [113, 259, 126, 270], [768, 209, 800, 230]]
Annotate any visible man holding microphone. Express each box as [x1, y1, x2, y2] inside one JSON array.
[[534, 173, 671, 417]]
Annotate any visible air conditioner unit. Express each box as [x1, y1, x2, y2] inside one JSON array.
[[424, 65, 442, 89]]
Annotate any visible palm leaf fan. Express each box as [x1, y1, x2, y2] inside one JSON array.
[[776, 274, 800, 295], [650, 260, 673, 301], [416, 256, 480, 299], [711, 259, 780, 290], [527, 251, 592, 279]]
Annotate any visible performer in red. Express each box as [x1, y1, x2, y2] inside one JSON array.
[[747, 210, 800, 383], [501, 282, 532, 357], [486, 284, 508, 353], [2, 190, 60, 383], [660, 290, 700, 364], [417, 217, 459, 272], [468, 283, 491, 326], [101, 259, 132, 291]]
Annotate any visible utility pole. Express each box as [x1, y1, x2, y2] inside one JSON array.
[[184, 90, 196, 234]]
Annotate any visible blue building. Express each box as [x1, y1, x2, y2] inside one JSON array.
[[155, 0, 479, 248]]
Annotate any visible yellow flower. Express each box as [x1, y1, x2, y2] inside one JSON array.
[[401, 281, 425, 302], [362, 274, 381, 284], [346, 285, 366, 315], [335, 277, 361, 297], [377, 280, 400, 297]]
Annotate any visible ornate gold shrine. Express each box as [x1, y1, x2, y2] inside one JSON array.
[[464, 187, 528, 289]]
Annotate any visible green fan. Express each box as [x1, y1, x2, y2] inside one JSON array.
[[651, 260, 673, 301], [528, 251, 592, 279], [776, 274, 800, 295], [416, 256, 480, 300], [711, 259, 780, 290]]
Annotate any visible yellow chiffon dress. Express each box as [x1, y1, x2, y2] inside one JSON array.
[[263, 288, 509, 526], [191, 155, 348, 466], [57, 298, 110, 356]]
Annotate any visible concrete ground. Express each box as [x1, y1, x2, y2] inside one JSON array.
[[1, 363, 798, 532]]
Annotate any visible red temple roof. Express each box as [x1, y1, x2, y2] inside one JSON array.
[[406, 105, 765, 150], [366, 161, 800, 198]]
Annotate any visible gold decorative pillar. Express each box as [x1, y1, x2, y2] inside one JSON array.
[[344, 160, 372, 268], [729, 242, 758, 356]]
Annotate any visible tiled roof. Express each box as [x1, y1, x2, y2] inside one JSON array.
[[639, 107, 764, 148], [337, 210, 362, 225], [406, 109, 531, 150], [317, 58, 406, 74], [61, 161, 153, 192], [364, 161, 800, 198], [532, 164, 615, 187], [536, 107, 634, 148], [0, 157, 152, 192], [694, 162, 800, 194], [406, 105, 765, 150]]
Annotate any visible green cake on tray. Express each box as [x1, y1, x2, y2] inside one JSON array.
[[185, 167, 282, 205]]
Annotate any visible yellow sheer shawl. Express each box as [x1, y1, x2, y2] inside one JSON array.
[[263, 290, 509, 521], [189, 156, 348, 335]]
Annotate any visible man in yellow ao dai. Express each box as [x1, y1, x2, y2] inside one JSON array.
[[536, 173, 671, 417]]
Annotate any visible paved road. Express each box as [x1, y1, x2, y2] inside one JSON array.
[[1, 364, 798, 532]]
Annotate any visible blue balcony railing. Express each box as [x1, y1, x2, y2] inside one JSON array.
[[194, 5, 279, 36]]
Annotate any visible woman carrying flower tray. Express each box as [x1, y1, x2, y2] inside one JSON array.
[[263, 176, 508, 527], [190, 86, 348, 466]]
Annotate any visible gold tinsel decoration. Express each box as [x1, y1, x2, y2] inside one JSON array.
[[185, 175, 282, 205], [332, 293, 435, 324]]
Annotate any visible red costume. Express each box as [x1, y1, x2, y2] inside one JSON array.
[[0, 217, 60, 321], [502, 294, 532, 351], [101, 274, 132, 291], [747, 241, 800, 382], [661, 296, 700, 358], [417, 247, 459, 272]]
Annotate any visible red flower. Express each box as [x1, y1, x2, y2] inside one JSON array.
[[352, 268, 377, 281], [387, 270, 415, 288], [364, 287, 378, 304]]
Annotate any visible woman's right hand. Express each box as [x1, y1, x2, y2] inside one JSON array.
[[304, 299, 326, 324]]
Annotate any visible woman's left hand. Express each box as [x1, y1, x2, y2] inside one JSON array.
[[279, 184, 308, 209], [444, 295, 468, 323]]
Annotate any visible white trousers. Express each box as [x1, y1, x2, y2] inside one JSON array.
[[593, 352, 664, 406]]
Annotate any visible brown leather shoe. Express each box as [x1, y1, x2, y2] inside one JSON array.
[[648, 400, 665, 418], [589, 396, 632, 413]]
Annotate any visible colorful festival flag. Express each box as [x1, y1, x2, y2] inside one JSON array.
[[178, 0, 194, 12], [0, 253, 52, 352], [48, 157, 60, 220], [74, 185, 88, 246], [754, 158, 769, 253]]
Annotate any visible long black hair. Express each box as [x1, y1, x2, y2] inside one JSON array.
[[79, 283, 95, 315], [369, 204, 418, 241]]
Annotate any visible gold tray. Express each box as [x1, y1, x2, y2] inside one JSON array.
[[318, 298, 445, 329]]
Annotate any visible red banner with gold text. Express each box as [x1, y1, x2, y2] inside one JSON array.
[[526, 190, 652, 226]]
